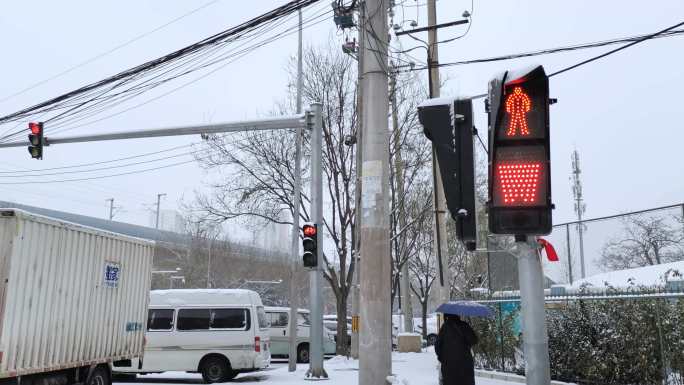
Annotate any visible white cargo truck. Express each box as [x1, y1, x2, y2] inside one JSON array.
[[0, 209, 154, 385]]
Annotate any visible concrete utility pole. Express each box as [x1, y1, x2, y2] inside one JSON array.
[[390, 69, 413, 334], [516, 237, 551, 385], [350, 0, 365, 360], [427, 0, 452, 316], [306, 103, 327, 379], [155, 193, 166, 229], [358, 0, 391, 383], [106, 198, 115, 220], [287, 8, 304, 372]]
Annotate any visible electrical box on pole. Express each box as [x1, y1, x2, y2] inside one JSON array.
[[27, 122, 44, 160], [488, 65, 552, 235], [302, 222, 318, 268], [418, 98, 477, 250]]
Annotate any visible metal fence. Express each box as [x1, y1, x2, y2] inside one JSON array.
[[541, 203, 684, 285], [470, 286, 684, 385]]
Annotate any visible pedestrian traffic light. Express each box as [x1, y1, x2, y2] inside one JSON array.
[[302, 223, 318, 268], [28, 122, 44, 160], [487, 65, 552, 235], [418, 97, 477, 250]]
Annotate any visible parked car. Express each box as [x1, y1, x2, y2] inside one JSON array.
[[113, 289, 271, 383], [265, 307, 336, 362], [323, 320, 352, 347], [0, 209, 154, 385]]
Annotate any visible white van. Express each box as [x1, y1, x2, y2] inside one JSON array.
[[265, 307, 336, 362], [113, 289, 270, 383]]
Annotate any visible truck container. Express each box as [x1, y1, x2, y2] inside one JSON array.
[[0, 209, 154, 385]]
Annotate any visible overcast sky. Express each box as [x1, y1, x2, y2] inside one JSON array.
[[1, 0, 683, 271]]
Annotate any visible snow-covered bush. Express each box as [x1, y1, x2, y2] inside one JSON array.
[[471, 305, 521, 372]]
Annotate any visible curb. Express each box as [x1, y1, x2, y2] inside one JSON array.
[[475, 369, 576, 385]]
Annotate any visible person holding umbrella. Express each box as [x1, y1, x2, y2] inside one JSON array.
[[435, 301, 493, 385]]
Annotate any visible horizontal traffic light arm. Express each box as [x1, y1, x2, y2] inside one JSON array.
[[0, 114, 309, 148]]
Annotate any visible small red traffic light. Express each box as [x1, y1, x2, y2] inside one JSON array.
[[303, 225, 316, 237], [29, 122, 41, 135]]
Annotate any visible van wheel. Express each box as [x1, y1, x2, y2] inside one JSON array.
[[88, 366, 111, 385], [427, 334, 438, 346], [200, 356, 234, 383], [297, 344, 310, 364]]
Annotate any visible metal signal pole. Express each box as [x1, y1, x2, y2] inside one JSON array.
[[516, 236, 551, 385], [359, 0, 391, 383], [288, 8, 304, 372], [306, 103, 327, 379]]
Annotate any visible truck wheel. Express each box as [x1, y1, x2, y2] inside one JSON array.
[[297, 344, 310, 364], [427, 334, 438, 346], [88, 366, 111, 385], [200, 356, 233, 383]]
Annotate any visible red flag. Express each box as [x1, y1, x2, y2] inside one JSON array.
[[538, 238, 559, 262]]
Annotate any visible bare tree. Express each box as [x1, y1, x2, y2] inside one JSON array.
[[192, 41, 358, 355], [600, 214, 684, 271]]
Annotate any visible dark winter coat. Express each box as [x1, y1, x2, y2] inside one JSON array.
[[435, 318, 478, 385]]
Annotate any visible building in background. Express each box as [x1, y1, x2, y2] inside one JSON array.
[[148, 209, 185, 233]]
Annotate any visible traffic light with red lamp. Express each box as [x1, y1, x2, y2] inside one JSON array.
[[28, 122, 44, 160], [487, 65, 553, 235], [302, 223, 318, 268]]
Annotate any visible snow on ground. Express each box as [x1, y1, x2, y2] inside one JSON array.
[[119, 349, 516, 385]]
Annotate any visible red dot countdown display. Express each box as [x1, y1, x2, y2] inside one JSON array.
[[497, 163, 541, 204]]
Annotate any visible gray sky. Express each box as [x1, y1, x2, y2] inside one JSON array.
[[1, 0, 683, 265]]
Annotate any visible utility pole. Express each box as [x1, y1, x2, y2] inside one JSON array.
[[359, 0, 391, 383], [306, 103, 327, 379], [106, 198, 115, 220], [155, 193, 166, 229], [427, 0, 452, 319], [390, 68, 413, 334], [350, 0, 365, 360], [287, 8, 305, 372], [571, 149, 587, 278]]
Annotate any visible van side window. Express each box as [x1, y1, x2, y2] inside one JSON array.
[[177, 309, 211, 331], [147, 309, 174, 331], [210, 308, 250, 330], [270, 312, 288, 327]]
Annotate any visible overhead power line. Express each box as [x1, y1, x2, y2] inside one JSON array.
[[0, 0, 221, 104], [401, 27, 684, 72], [0, 0, 322, 127]]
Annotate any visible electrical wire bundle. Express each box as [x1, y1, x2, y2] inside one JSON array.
[[0, 0, 328, 143]]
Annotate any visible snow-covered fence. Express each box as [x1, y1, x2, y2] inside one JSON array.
[[470, 284, 684, 385]]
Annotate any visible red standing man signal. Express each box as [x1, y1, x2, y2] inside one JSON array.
[[505, 86, 531, 136]]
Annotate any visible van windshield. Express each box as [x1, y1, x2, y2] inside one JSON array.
[[257, 306, 269, 329]]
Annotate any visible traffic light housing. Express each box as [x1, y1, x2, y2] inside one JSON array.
[[488, 65, 552, 235], [418, 98, 477, 250], [28, 122, 44, 160], [302, 223, 318, 268]]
